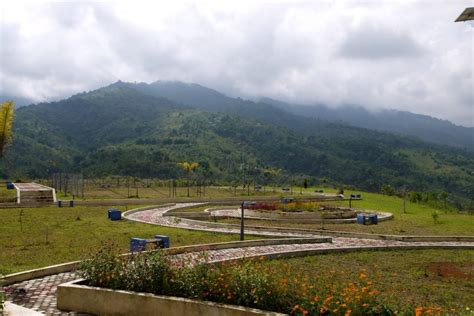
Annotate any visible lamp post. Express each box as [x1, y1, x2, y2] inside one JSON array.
[[240, 201, 245, 241]]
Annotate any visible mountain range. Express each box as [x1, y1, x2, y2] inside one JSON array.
[[1, 81, 473, 200]]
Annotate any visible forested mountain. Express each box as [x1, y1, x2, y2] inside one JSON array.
[[261, 97, 474, 151], [114, 80, 474, 151], [1, 82, 473, 201]]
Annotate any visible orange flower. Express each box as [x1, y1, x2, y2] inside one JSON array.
[[415, 307, 424, 316], [345, 309, 352, 316]]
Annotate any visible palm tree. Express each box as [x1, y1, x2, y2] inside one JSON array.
[[177, 161, 199, 197], [0, 101, 15, 160]]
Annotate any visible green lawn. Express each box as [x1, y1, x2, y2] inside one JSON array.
[[0, 204, 247, 274], [265, 249, 474, 313], [0, 186, 17, 203]]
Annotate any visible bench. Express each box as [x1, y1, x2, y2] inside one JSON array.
[[130, 235, 170, 252]]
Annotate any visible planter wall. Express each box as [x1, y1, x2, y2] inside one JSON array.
[[58, 279, 285, 316]]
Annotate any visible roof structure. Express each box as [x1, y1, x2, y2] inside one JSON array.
[[455, 7, 474, 22]]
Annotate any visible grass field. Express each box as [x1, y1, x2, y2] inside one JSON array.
[[0, 185, 17, 203], [0, 196, 473, 313], [0, 204, 252, 274], [265, 249, 474, 313]]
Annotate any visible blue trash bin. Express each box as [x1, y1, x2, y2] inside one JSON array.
[[57, 200, 62, 208], [69, 200, 74, 207], [130, 238, 147, 252], [368, 214, 378, 225], [6, 182, 14, 190], [155, 235, 170, 248], [108, 209, 121, 220], [356, 213, 366, 224]]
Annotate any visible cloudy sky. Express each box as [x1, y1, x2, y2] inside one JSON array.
[[1, 0, 473, 126]]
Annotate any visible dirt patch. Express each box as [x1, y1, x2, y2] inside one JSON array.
[[426, 262, 473, 280]]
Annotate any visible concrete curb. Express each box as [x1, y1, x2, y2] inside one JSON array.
[[57, 279, 285, 316], [3, 302, 43, 316]]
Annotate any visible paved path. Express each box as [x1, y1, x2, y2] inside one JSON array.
[[127, 203, 327, 238], [4, 203, 474, 315]]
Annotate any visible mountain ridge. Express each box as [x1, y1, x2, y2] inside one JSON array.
[[2, 82, 473, 201]]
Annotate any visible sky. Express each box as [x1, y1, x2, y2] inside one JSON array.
[[1, 0, 473, 126]]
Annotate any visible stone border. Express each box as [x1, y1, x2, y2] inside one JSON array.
[[162, 203, 394, 224], [205, 208, 393, 224], [122, 203, 176, 217], [1, 261, 79, 286], [57, 279, 285, 316]]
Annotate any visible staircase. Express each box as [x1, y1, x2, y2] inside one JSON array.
[[14, 183, 56, 206]]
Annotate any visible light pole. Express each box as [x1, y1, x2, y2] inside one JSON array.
[[240, 201, 245, 241]]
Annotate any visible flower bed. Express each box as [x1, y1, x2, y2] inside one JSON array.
[[75, 242, 395, 315]]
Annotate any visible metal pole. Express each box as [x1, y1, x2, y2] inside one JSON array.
[[240, 201, 245, 241], [403, 185, 406, 214]]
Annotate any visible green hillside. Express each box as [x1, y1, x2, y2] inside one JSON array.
[[2, 84, 473, 201]]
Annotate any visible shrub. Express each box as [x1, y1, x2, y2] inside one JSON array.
[[276, 201, 322, 212], [78, 243, 396, 315]]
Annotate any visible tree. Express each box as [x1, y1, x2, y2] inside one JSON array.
[[380, 184, 396, 196], [177, 161, 199, 197], [440, 191, 449, 212], [0, 101, 15, 160], [263, 167, 281, 192]]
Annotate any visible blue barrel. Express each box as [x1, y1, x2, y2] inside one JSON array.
[[356, 213, 366, 225], [368, 214, 378, 225], [69, 200, 74, 207], [130, 238, 147, 252], [108, 209, 122, 220], [6, 182, 14, 190], [57, 200, 62, 208], [155, 235, 170, 248]]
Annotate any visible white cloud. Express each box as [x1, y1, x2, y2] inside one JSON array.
[[0, 0, 472, 126]]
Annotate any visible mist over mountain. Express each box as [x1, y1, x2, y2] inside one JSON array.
[[0, 94, 34, 108], [2, 81, 473, 201], [112, 80, 473, 151], [261, 97, 474, 151]]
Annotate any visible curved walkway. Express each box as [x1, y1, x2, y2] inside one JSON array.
[[4, 203, 474, 315]]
